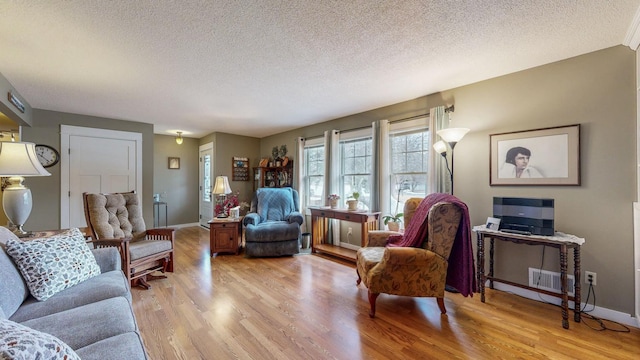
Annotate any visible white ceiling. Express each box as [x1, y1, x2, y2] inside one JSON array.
[[1, 1, 639, 139]]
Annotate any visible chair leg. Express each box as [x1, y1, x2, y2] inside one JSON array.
[[356, 269, 362, 285], [368, 291, 379, 318], [437, 297, 447, 314]]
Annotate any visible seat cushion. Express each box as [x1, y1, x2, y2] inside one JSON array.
[[245, 221, 300, 243], [129, 239, 172, 261], [0, 319, 80, 360], [356, 247, 384, 286], [9, 270, 130, 323], [75, 332, 148, 360], [6, 228, 101, 301]]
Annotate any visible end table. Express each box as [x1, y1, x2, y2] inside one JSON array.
[[208, 217, 243, 256]]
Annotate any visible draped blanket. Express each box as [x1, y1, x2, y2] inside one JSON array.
[[387, 193, 476, 297]]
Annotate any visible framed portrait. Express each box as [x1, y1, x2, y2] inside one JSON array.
[[490, 124, 580, 186], [168, 157, 180, 169]]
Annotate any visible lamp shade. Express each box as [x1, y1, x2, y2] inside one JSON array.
[[212, 176, 232, 195], [437, 128, 470, 143], [433, 140, 448, 155], [0, 142, 51, 177]]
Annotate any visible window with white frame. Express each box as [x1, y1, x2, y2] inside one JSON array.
[[303, 138, 325, 208], [389, 120, 429, 216], [340, 129, 372, 211]]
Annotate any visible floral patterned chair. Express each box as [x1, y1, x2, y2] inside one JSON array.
[[356, 197, 463, 317]]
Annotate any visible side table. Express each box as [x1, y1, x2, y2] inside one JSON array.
[[208, 217, 243, 256]]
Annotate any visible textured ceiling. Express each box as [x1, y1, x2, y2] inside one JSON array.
[[0, 1, 638, 138]]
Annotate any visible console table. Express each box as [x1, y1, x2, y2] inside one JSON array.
[[309, 207, 380, 258], [473, 226, 584, 329]]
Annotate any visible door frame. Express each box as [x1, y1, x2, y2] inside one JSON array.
[[199, 142, 214, 227], [60, 125, 143, 228]]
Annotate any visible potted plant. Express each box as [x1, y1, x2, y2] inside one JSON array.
[[346, 191, 359, 211], [382, 213, 403, 232], [328, 194, 340, 209]]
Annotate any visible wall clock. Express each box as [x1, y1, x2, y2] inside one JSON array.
[[35, 144, 60, 168]]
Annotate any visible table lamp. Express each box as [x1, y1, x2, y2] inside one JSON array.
[[212, 175, 232, 218], [0, 142, 51, 236]]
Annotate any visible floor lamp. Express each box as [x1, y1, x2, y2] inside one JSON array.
[[434, 128, 470, 195], [212, 175, 232, 218], [0, 142, 51, 236]]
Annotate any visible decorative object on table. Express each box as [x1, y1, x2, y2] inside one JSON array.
[[215, 190, 249, 219], [175, 131, 184, 145], [489, 124, 580, 186], [232, 156, 250, 181], [34, 144, 60, 168], [346, 191, 360, 211], [433, 127, 470, 195], [271, 146, 280, 165], [0, 141, 51, 237], [382, 213, 403, 232], [328, 194, 340, 209], [212, 176, 232, 217], [168, 157, 180, 169], [258, 158, 269, 167], [278, 144, 288, 159]]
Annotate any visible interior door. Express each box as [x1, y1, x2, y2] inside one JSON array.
[[61, 126, 142, 229], [199, 143, 214, 228]]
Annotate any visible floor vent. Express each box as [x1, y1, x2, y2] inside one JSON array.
[[528, 268, 575, 297]]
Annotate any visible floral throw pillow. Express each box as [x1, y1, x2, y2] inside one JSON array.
[[6, 228, 101, 301], [0, 319, 80, 360]]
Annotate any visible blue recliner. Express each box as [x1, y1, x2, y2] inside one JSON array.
[[243, 188, 303, 257]]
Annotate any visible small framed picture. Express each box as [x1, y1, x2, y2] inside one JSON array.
[[168, 157, 180, 169], [486, 217, 501, 231]]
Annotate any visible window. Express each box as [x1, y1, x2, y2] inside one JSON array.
[[340, 131, 372, 211], [389, 126, 429, 215], [303, 139, 325, 207]]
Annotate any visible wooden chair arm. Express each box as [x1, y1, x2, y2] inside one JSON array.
[[146, 228, 175, 240]]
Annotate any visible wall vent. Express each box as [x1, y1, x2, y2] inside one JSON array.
[[528, 268, 575, 297]]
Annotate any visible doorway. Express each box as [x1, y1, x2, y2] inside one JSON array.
[[199, 143, 213, 228]]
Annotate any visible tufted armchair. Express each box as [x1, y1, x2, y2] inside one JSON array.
[[356, 196, 463, 317], [243, 187, 303, 257], [83, 191, 174, 289]]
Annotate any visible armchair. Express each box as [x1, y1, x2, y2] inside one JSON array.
[[243, 187, 302, 257], [83, 191, 175, 289], [356, 195, 465, 317]]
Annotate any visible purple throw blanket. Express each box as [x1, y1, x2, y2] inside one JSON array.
[[387, 193, 476, 297]]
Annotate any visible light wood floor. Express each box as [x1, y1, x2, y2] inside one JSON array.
[[131, 227, 640, 359]]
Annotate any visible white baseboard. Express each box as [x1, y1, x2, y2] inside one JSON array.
[[489, 282, 639, 329]]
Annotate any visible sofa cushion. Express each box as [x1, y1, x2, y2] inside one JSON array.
[[9, 270, 130, 323], [75, 332, 148, 360], [0, 319, 80, 360], [21, 296, 138, 351], [6, 228, 101, 301], [0, 228, 29, 320]]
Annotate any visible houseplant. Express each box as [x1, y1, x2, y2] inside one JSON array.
[[382, 213, 403, 231], [328, 194, 340, 209], [346, 192, 359, 210]]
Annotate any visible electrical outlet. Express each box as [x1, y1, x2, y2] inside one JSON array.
[[347, 227, 353, 236], [585, 271, 597, 286]]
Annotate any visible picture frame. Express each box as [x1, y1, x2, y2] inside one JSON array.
[[490, 124, 580, 186], [168, 157, 180, 169]]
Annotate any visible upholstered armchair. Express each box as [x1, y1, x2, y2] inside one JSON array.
[[356, 197, 463, 317], [243, 187, 303, 257], [83, 191, 175, 289]]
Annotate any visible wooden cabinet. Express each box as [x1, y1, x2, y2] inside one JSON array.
[[208, 218, 243, 256], [253, 160, 293, 191]]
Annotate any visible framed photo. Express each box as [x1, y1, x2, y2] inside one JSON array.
[[490, 124, 580, 186], [168, 157, 180, 169]]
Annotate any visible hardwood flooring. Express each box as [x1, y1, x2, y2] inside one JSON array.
[[131, 227, 640, 359]]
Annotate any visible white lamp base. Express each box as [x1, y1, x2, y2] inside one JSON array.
[[2, 176, 33, 236]]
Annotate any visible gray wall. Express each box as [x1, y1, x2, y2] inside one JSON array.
[[21, 110, 155, 229], [153, 134, 199, 226], [261, 45, 637, 315]]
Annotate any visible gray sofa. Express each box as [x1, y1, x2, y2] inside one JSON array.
[[0, 227, 148, 359]]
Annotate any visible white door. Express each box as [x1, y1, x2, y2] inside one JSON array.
[[60, 126, 142, 228], [199, 143, 214, 228]]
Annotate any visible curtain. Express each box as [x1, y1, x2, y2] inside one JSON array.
[[429, 106, 449, 194], [295, 137, 306, 232], [372, 120, 390, 225]]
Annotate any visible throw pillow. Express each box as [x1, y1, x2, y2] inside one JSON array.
[[6, 228, 101, 301], [0, 319, 80, 360]]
